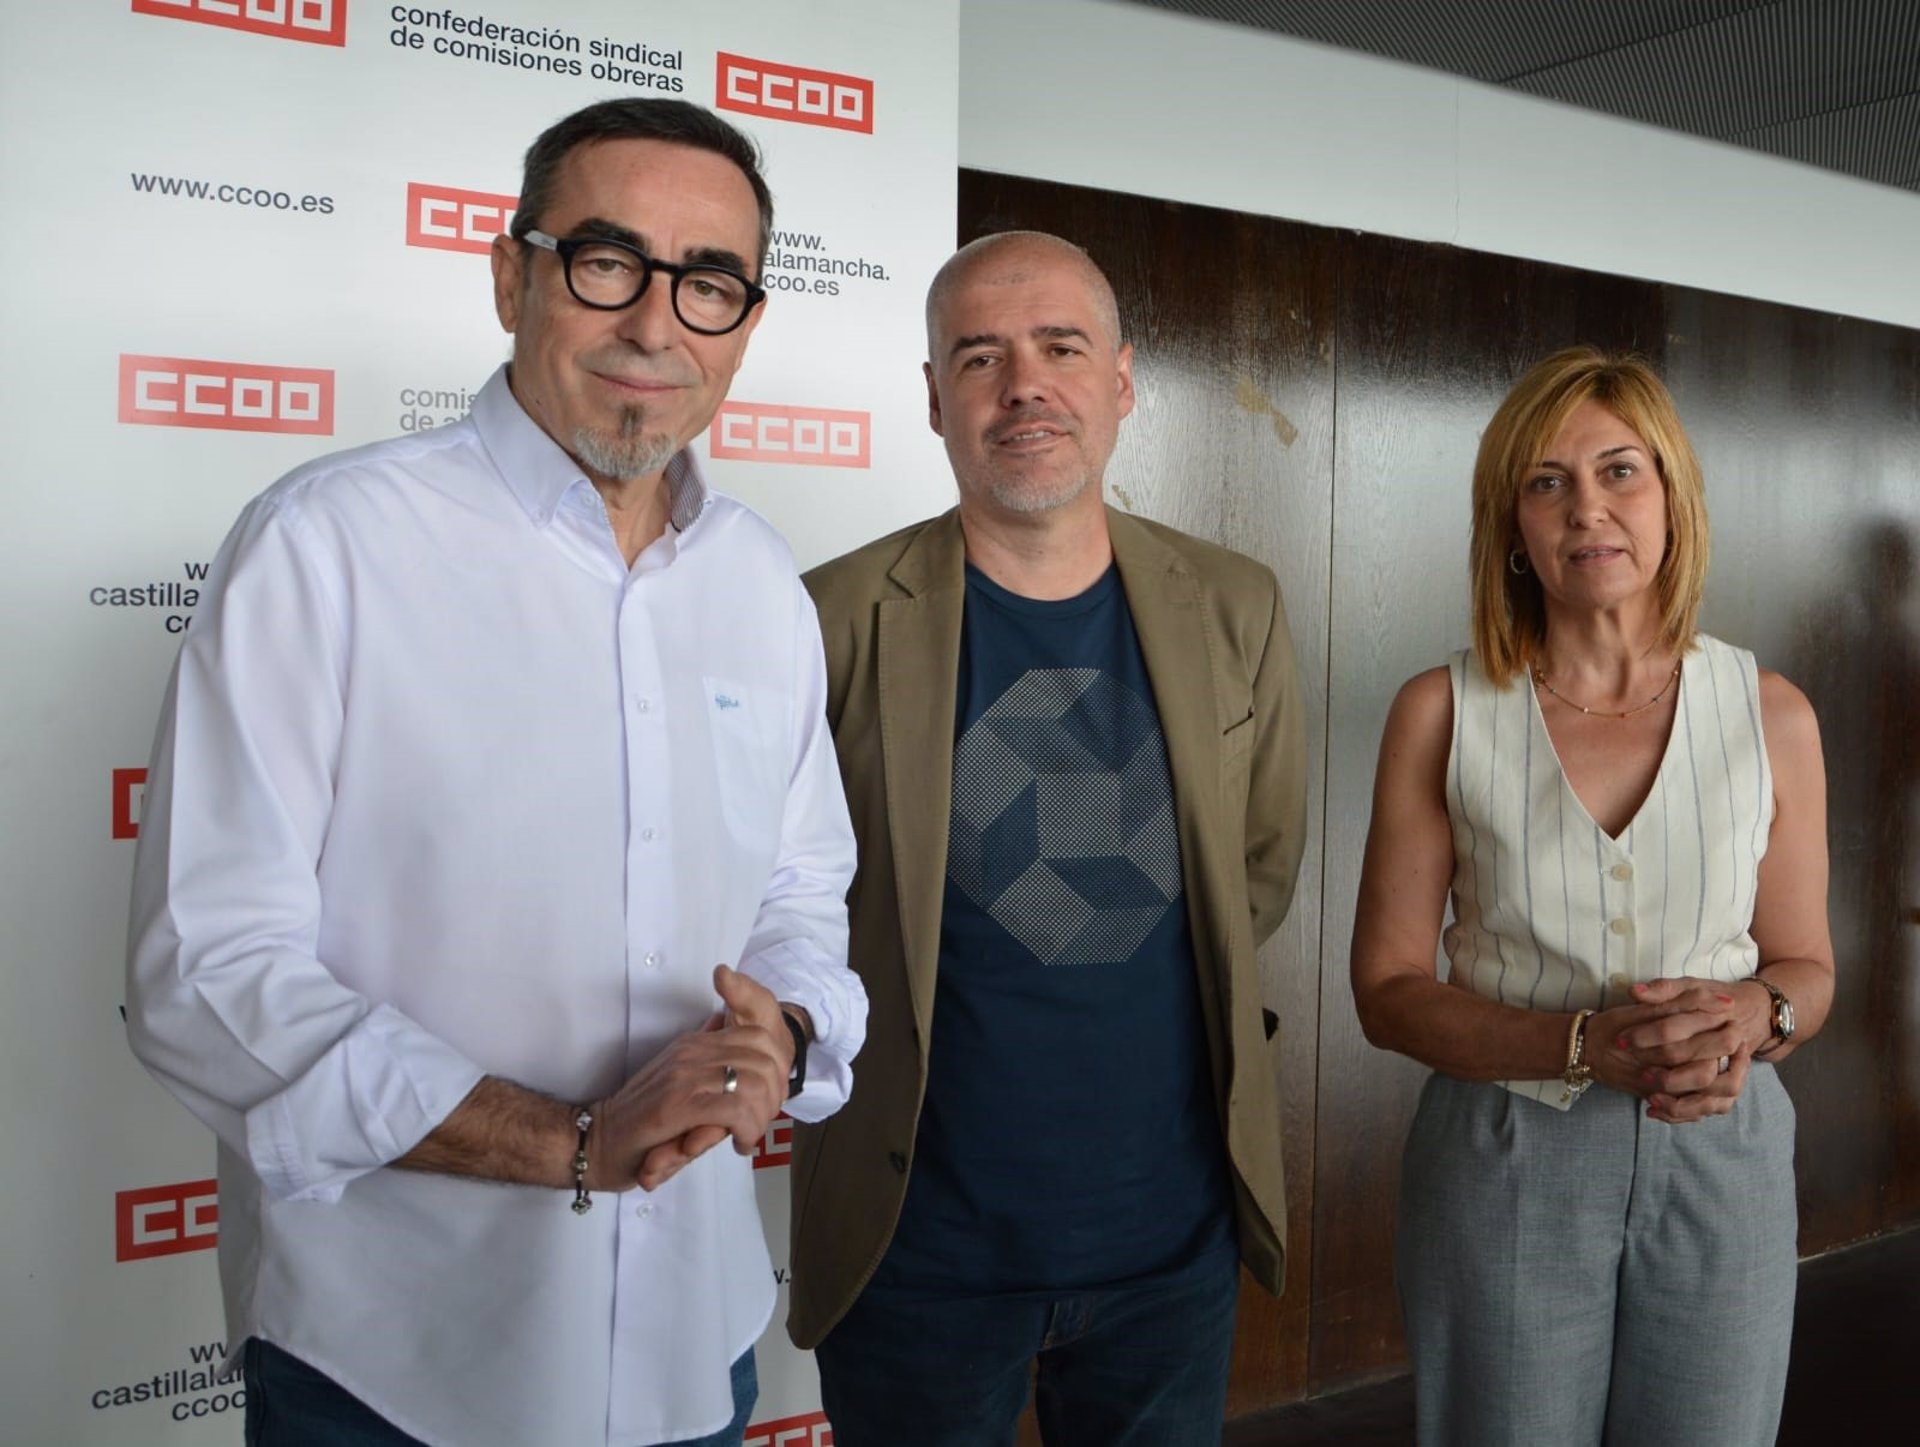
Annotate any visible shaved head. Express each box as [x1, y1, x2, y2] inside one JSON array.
[[925, 231, 1123, 362]]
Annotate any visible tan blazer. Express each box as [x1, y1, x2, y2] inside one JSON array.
[[787, 507, 1307, 1348]]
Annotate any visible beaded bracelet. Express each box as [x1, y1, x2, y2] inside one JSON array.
[[570, 1107, 594, 1215]]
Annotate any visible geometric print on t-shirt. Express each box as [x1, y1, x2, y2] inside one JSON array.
[[947, 667, 1182, 965]]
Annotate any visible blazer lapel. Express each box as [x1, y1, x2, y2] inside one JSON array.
[[1112, 512, 1222, 826], [876, 511, 967, 1038], [1111, 511, 1237, 1061]]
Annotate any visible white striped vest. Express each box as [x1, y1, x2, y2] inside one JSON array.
[[1443, 635, 1774, 1109]]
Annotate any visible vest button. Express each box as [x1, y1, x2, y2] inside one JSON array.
[[888, 1151, 909, 1174]]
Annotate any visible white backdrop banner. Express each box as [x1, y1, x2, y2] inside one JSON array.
[[0, 2, 958, 1442]]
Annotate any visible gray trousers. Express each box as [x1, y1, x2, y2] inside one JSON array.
[[1395, 1067, 1798, 1447]]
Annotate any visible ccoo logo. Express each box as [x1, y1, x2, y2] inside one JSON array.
[[716, 52, 873, 134], [132, 0, 348, 47], [751, 1113, 793, 1170], [116, 1180, 219, 1262], [113, 768, 149, 841], [710, 403, 870, 469], [120, 355, 334, 435], [745, 1413, 832, 1447], [407, 183, 518, 255]]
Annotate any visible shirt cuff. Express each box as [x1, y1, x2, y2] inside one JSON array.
[[244, 1004, 487, 1202], [737, 938, 867, 1122]]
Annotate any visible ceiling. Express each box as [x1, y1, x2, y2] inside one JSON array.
[[1121, 0, 1920, 195]]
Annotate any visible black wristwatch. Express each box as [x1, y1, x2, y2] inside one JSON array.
[[780, 1009, 809, 1099], [1753, 976, 1795, 1055]]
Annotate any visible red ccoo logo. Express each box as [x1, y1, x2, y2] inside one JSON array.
[[120, 355, 334, 435], [710, 403, 870, 469], [746, 1412, 832, 1447], [407, 183, 518, 255], [116, 1180, 219, 1262], [716, 52, 873, 134], [751, 1112, 793, 1170], [131, 0, 347, 48], [113, 768, 149, 841]]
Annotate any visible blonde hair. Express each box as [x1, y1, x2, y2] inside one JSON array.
[[1470, 346, 1710, 683]]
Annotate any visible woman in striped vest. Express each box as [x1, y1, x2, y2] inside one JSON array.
[[1350, 346, 1833, 1446]]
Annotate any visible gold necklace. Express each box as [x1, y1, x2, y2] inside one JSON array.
[[1532, 662, 1680, 720]]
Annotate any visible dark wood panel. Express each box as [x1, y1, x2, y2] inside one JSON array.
[[958, 166, 1920, 1423], [1664, 294, 1920, 1248]]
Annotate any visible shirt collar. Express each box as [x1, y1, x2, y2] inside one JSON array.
[[471, 365, 711, 533], [662, 451, 709, 533]]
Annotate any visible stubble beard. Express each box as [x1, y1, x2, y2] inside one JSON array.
[[573, 405, 678, 483], [962, 408, 1102, 517], [965, 455, 1092, 517], [991, 473, 1088, 515]]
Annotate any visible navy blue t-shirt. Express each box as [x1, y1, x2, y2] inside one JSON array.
[[872, 562, 1234, 1296]]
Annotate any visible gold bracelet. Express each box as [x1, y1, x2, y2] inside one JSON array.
[[1560, 1009, 1596, 1104]]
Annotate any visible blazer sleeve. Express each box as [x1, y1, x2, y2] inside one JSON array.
[[1246, 572, 1308, 948]]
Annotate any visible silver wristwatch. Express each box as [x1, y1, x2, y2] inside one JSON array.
[[1752, 976, 1795, 1055]]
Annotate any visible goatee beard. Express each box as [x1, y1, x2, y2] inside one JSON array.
[[574, 406, 677, 482]]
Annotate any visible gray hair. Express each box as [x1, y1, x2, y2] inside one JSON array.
[[511, 98, 773, 275], [925, 231, 1123, 359]]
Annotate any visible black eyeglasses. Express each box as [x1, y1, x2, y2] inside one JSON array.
[[520, 229, 765, 336]]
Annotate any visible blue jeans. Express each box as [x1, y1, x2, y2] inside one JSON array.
[[242, 1337, 757, 1446], [814, 1243, 1240, 1447]]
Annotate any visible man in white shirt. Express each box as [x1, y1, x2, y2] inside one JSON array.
[[125, 99, 865, 1447]]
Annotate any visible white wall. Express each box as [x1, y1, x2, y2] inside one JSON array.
[[958, 0, 1920, 331]]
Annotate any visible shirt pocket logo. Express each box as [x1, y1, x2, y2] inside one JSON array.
[[702, 675, 790, 863]]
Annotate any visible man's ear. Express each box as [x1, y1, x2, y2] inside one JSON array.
[[1114, 342, 1136, 421], [925, 361, 944, 437], [490, 233, 523, 334]]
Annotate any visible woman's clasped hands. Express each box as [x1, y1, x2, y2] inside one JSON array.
[[1589, 976, 1764, 1123]]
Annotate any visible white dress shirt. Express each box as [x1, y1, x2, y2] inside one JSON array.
[[126, 367, 865, 1446]]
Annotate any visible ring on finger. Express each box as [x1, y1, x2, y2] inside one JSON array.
[[722, 1064, 739, 1095], [1716, 1055, 1731, 1075]]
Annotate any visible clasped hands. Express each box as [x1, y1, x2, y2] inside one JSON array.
[[1587, 976, 1768, 1123], [585, 964, 798, 1194]]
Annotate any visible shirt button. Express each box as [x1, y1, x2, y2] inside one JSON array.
[[643, 951, 661, 969], [1611, 863, 1634, 882], [1609, 972, 1631, 990], [634, 697, 652, 714], [635, 1201, 654, 1220], [640, 827, 657, 842], [1609, 918, 1632, 936]]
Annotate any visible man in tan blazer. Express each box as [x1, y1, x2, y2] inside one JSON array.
[[792, 231, 1307, 1446]]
